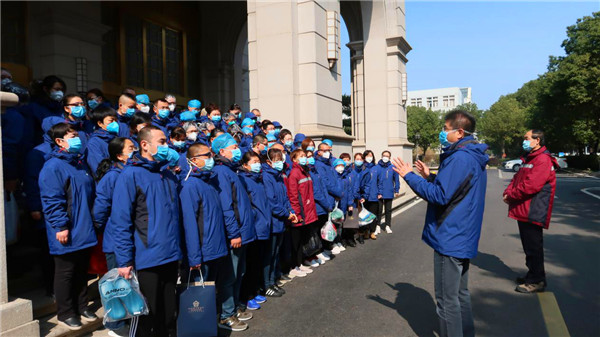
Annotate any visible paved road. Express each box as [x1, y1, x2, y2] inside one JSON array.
[[226, 169, 600, 337], [90, 169, 600, 337]]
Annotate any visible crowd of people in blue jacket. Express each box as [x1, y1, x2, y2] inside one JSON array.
[[1, 71, 402, 336]]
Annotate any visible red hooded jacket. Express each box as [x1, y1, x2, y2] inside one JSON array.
[[504, 146, 559, 229], [287, 162, 318, 227]]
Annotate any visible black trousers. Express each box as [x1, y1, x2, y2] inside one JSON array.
[[290, 225, 310, 268], [240, 240, 268, 302], [365, 201, 381, 233], [380, 199, 393, 229], [35, 227, 54, 295], [518, 221, 546, 284], [136, 261, 178, 337], [53, 249, 90, 321]]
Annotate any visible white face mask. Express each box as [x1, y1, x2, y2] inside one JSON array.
[[382, 157, 390, 163], [322, 151, 331, 159], [140, 106, 150, 113], [335, 166, 344, 174], [187, 132, 198, 141], [365, 156, 373, 163], [168, 104, 176, 112]]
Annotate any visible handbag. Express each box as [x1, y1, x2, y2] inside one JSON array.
[[88, 232, 108, 275], [177, 269, 217, 337], [302, 227, 323, 257]]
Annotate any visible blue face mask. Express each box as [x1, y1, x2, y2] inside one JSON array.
[[250, 162, 262, 173], [231, 148, 242, 162], [211, 115, 222, 122], [242, 127, 253, 135], [268, 130, 276, 135], [88, 99, 100, 110], [439, 129, 456, 148], [202, 157, 215, 171], [127, 151, 134, 159], [355, 160, 364, 167], [228, 120, 236, 126], [106, 121, 119, 134], [65, 137, 82, 153], [158, 109, 170, 119], [50, 90, 64, 102], [299, 157, 308, 166], [152, 145, 170, 162], [166, 148, 180, 166], [172, 140, 186, 149], [522, 140, 533, 152], [272, 161, 284, 171], [125, 108, 136, 117], [306, 146, 315, 152], [285, 140, 293, 148], [260, 147, 267, 155], [307, 157, 315, 165], [71, 106, 86, 119], [274, 129, 281, 136]]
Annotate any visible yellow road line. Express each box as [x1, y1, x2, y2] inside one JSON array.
[[538, 292, 570, 337]]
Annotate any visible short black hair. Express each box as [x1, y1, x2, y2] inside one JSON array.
[[253, 134, 267, 147], [138, 125, 163, 143], [90, 106, 118, 125], [241, 150, 260, 165], [86, 88, 104, 98], [363, 150, 375, 162], [129, 112, 152, 134], [531, 129, 545, 146], [267, 148, 284, 162], [187, 143, 211, 159], [49, 123, 77, 145], [170, 126, 186, 140], [279, 129, 292, 141], [444, 110, 476, 133]]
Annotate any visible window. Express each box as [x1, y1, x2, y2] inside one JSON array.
[[415, 98, 422, 107], [427, 97, 438, 108], [449, 95, 455, 107], [101, 6, 119, 83], [1, 2, 27, 65], [123, 18, 183, 94], [443, 95, 449, 107]]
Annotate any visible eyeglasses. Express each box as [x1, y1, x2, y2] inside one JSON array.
[[67, 102, 85, 107], [191, 152, 213, 159]]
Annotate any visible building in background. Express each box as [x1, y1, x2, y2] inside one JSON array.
[[407, 87, 472, 112]]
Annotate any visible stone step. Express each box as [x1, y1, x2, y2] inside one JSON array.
[[39, 302, 104, 337]]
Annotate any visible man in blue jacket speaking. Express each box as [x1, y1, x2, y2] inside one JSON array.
[[392, 110, 488, 337]]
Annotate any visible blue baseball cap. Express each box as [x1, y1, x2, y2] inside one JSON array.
[[246, 112, 257, 120], [136, 94, 150, 105], [272, 121, 282, 128], [188, 99, 201, 108], [294, 133, 306, 144]]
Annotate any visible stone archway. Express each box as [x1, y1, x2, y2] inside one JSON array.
[[233, 23, 250, 112]]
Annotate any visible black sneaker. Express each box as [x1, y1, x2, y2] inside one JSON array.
[[515, 276, 526, 284], [346, 239, 356, 247], [80, 309, 98, 322], [273, 284, 286, 294], [265, 285, 283, 297], [357, 235, 364, 244], [58, 317, 82, 330]]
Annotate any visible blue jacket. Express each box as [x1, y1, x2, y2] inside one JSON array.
[[110, 154, 182, 269], [92, 165, 123, 253], [179, 170, 229, 265], [403, 136, 489, 259], [86, 129, 116, 177], [238, 169, 272, 240], [262, 165, 293, 234], [21, 99, 63, 152], [314, 155, 342, 199], [2, 107, 25, 181], [39, 149, 97, 255], [308, 164, 335, 216], [363, 163, 381, 202], [212, 155, 257, 245], [377, 160, 400, 199], [334, 169, 352, 213], [151, 115, 170, 135], [348, 165, 364, 208]]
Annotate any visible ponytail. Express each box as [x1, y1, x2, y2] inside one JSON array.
[[95, 159, 113, 182]]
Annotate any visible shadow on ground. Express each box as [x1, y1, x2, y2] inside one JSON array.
[[367, 282, 439, 337]]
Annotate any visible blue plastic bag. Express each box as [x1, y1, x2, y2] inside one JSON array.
[[99, 268, 149, 326]]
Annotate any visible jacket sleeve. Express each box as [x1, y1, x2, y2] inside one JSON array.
[[377, 167, 384, 195], [110, 171, 137, 268], [505, 157, 552, 202], [179, 183, 203, 266], [24, 148, 45, 212], [402, 154, 473, 206], [39, 163, 69, 231], [362, 171, 371, 200], [215, 171, 241, 240], [287, 172, 301, 215], [265, 177, 289, 218], [92, 173, 116, 229], [394, 169, 401, 194], [312, 177, 332, 213], [318, 164, 342, 198]]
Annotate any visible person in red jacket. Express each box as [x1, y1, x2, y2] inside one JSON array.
[[287, 149, 318, 278], [503, 129, 558, 293]]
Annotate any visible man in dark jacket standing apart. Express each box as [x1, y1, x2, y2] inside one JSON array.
[[392, 110, 488, 337], [112, 125, 182, 336], [503, 129, 558, 293]]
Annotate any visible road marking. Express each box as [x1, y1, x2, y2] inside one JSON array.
[[392, 198, 423, 218], [498, 169, 503, 179], [581, 188, 600, 201], [538, 292, 570, 337]]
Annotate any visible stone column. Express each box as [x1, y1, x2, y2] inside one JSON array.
[[247, 0, 354, 154], [347, 41, 366, 154], [0, 92, 39, 337]]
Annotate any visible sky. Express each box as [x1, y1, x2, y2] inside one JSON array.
[[340, 1, 599, 110]]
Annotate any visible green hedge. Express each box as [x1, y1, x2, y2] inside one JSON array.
[[566, 155, 600, 171]]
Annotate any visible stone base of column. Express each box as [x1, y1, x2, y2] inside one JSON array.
[[0, 298, 39, 337], [297, 123, 355, 154]]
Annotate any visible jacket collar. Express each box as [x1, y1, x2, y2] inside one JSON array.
[[128, 153, 165, 172], [47, 147, 84, 165], [214, 154, 239, 171]]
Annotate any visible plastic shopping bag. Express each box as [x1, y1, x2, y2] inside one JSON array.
[[4, 192, 20, 245], [358, 202, 376, 226], [320, 216, 337, 242], [329, 201, 344, 224], [99, 268, 149, 326], [177, 270, 217, 337]]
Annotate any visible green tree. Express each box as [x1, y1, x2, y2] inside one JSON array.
[[407, 106, 442, 155], [479, 96, 527, 157], [454, 102, 484, 121], [342, 94, 351, 135]]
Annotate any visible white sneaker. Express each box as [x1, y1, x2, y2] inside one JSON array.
[[386, 226, 393, 234], [375, 226, 381, 235], [331, 246, 341, 255], [316, 258, 326, 265], [306, 259, 319, 267], [290, 268, 307, 278], [317, 253, 331, 261], [299, 265, 313, 273], [337, 243, 346, 251]]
